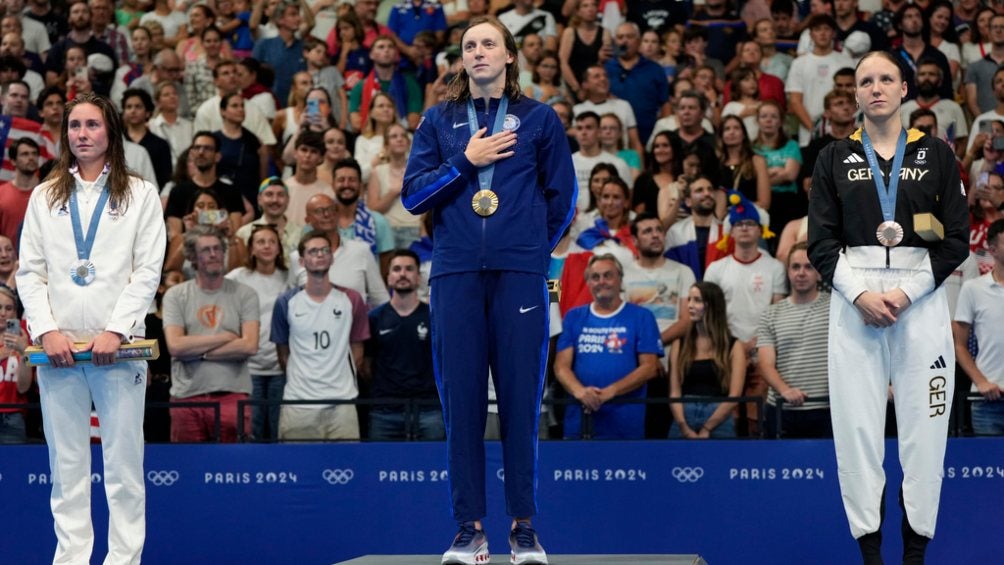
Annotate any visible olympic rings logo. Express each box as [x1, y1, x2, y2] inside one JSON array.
[[671, 467, 704, 483], [147, 470, 180, 486], [322, 469, 354, 485]]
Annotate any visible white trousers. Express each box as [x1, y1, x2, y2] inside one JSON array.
[[828, 251, 954, 540], [38, 360, 147, 565]]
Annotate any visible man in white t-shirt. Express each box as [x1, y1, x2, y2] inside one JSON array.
[[704, 192, 787, 433], [193, 61, 277, 147], [289, 194, 390, 307], [786, 14, 853, 146], [900, 59, 968, 154], [953, 219, 1004, 435], [571, 111, 632, 210], [272, 230, 370, 440], [573, 65, 643, 158]]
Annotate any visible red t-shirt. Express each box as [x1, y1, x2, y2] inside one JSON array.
[[0, 181, 33, 245]]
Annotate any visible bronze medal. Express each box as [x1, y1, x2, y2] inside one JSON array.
[[876, 220, 904, 247]]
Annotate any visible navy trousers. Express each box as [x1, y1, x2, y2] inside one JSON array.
[[431, 270, 549, 521]]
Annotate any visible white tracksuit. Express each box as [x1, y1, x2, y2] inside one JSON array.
[[828, 246, 953, 539], [808, 130, 969, 540], [17, 174, 165, 565]]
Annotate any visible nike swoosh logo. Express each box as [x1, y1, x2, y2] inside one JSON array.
[[453, 121, 468, 129], [379, 329, 393, 335], [519, 305, 539, 314]]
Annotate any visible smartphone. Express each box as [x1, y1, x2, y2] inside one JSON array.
[[5, 318, 18, 335], [198, 209, 228, 225], [979, 172, 990, 187], [306, 98, 320, 120], [979, 121, 994, 135], [74, 66, 88, 79]]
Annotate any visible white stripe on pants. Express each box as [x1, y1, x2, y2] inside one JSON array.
[[38, 360, 147, 565], [828, 252, 954, 540]]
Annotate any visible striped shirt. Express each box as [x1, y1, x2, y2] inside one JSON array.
[[756, 292, 831, 410]]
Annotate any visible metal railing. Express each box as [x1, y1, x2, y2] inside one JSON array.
[[2, 390, 1000, 443]]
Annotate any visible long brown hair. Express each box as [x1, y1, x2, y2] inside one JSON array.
[[719, 115, 756, 182], [447, 16, 523, 103], [44, 92, 135, 212], [677, 282, 733, 393]]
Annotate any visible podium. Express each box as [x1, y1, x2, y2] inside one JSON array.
[[336, 556, 708, 564]]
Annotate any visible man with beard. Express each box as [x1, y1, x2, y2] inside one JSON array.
[[164, 132, 244, 241], [331, 158, 394, 263], [43, 0, 116, 93], [664, 91, 721, 186], [624, 212, 694, 436], [899, 59, 968, 155], [163, 225, 260, 442], [665, 175, 725, 281], [624, 213, 694, 357], [271, 230, 369, 441], [292, 193, 389, 307], [890, 3, 953, 101], [364, 249, 441, 440], [0, 137, 39, 244]]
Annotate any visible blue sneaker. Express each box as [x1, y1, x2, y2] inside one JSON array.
[[442, 522, 489, 565], [509, 521, 548, 565]]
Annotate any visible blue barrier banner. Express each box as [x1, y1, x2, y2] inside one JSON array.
[[0, 439, 1000, 564]]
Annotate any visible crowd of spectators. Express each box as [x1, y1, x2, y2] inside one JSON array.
[[0, 0, 1003, 443]]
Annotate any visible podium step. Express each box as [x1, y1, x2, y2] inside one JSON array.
[[337, 555, 707, 565]]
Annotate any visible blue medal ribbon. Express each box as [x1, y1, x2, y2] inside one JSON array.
[[69, 181, 110, 286], [466, 96, 509, 195], [861, 128, 906, 224]]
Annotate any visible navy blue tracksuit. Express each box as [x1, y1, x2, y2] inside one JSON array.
[[403, 94, 577, 521]]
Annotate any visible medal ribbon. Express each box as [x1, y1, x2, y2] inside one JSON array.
[[861, 128, 906, 223], [466, 96, 509, 194], [69, 183, 110, 264]]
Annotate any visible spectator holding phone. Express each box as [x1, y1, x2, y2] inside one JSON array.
[[0, 284, 31, 443]]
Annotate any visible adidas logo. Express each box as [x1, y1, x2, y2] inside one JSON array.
[[930, 355, 946, 370], [843, 153, 866, 164]]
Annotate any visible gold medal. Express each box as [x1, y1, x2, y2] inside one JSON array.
[[472, 189, 499, 217], [876, 220, 904, 247]]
